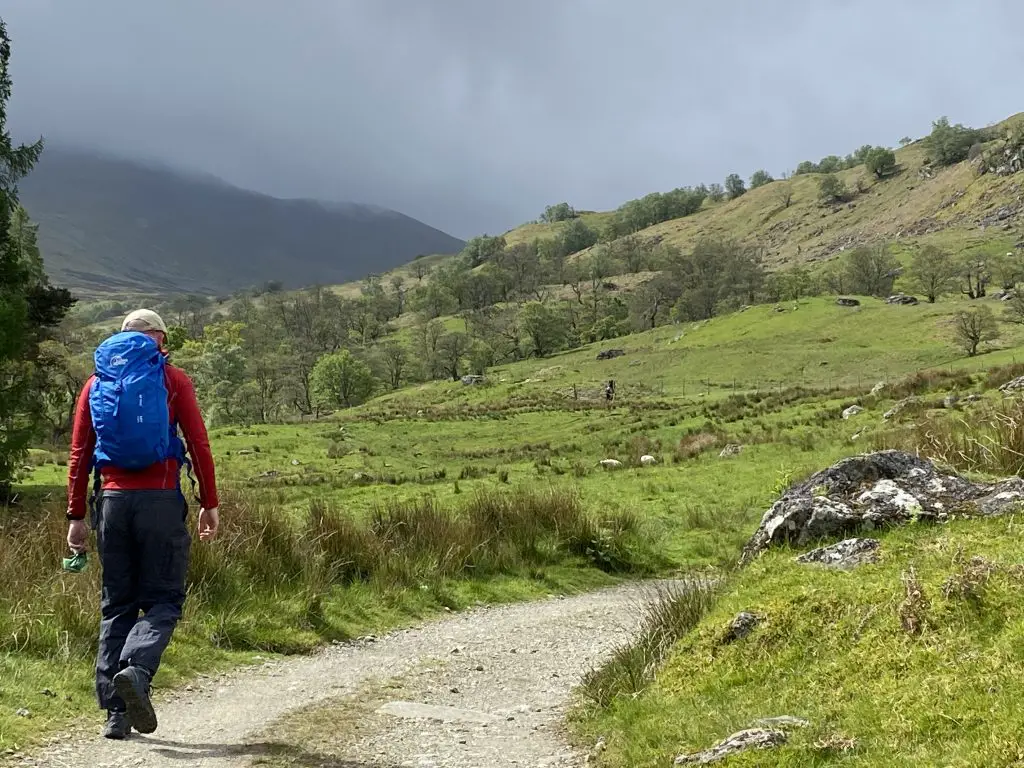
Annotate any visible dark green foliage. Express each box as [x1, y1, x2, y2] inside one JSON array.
[[540, 202, 577, 223], [725, 173, 746, 199], [460, 234, 507, 268], [865, 147, 897, 178], [0, 20, 75, 493], [605, 186, 708, 238], [818, 173, 848, 204], [926, 116, 985, 167], [749, 169, 774, 189], [844, 244, 900, 297]]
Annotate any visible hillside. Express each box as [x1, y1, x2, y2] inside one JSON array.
[[494, 112, 1024, 270], [17, 146, 465, 297]]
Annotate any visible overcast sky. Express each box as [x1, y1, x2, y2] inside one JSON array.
[[3, 0, 1022, 238]]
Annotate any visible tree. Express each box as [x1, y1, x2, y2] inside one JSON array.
[[311, 350, 377, 409], [437, 331, 471, 380], [378, 340, 409, 390], [899, 136, 913, 147], [461, 235, 506, 267], [749, 169, 774, 189], [560, 218, 598, 255], [411, 259, 431, 282], [389, 274, 407, 315], [927, 116, 984, 167], [775, 180, 794, 208], [628, 273, 679, 330], [725, 174, 746, 199], [540, 202, 576, 223], [910, 245, 958, 302], [959, 256, 990, 299], [817, 155, 843, 174], [0, 20, 75, 491], [952, 306, 999, 356], [818, 173, 848, 204], [1003, 293, 1024, 326], [865, 147, 897, 178], [845, 244, 900, 297], [795, 160, 818, 175], [519, 301, 566, 357], [706, 183, 725, 203]]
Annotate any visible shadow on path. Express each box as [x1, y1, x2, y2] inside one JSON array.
[[137, 736, 399, 767]]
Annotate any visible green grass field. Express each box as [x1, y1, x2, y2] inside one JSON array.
[[7, 289, 1024, 754]]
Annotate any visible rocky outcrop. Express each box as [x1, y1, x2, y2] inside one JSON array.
[[886, 293, 919, 305], [741, 450, 1024, 565], [796, 538, 881, 569], [675, 728, 787, 765], [721, 612, 762, 644], [842, 405, 864, 420], [596, 348, 625, 360], [836, 297, 860, 307]]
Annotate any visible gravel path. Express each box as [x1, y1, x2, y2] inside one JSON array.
[[19, 582, 663, 768]]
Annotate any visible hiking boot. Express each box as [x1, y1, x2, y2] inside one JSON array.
[[113, 666, 157, 734], [102, 710, 132, 740]]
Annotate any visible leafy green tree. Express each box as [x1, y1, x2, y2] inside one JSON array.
[[818, 173, 848, 204], [926, 116, 984, 167], [437, 331, 471, 380], [460, 235, 506, 267], [311, 349, 377, 409], [952, 305, 999, 356], [899, 136, 913, 147], [844, 245, 900, 297], [817, 155, 843, 174], [795, 160, 818, 175], [519, 301, 566, 357], [865, 147, 897, 178], [706, 183, 725, 202], [377, 340, 409, 390], [749, 170, 774, 189], [910, 245, 957, 303], [0, 20, 75, 491], [540, 202, 576, 223], [725, 174, 746, 199]]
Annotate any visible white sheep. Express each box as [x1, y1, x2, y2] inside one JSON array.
[[640, 455, 657, 466], [599, 459, 623, 470]]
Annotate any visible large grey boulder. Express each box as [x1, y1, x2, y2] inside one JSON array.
[[741, 450, 1024, 565]]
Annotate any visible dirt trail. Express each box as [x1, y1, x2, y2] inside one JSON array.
[[20, 582, 660, 768]]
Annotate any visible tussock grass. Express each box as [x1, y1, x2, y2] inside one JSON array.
[[0, 483, 658, 748], [579, 578, 718, 708], [900, 398, 1024, 476]]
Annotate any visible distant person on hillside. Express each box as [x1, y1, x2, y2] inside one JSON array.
[[65, 309, 220, 740], [605, 380, 616, 402]]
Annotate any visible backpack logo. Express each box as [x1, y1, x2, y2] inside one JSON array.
[[110, 354, 128, 367]]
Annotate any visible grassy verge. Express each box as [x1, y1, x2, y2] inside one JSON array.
[[0, 484, 656, 750], [572, 395, 1024, 767]]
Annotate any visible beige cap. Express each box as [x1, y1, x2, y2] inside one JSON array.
[[121, 309, 168, 335]]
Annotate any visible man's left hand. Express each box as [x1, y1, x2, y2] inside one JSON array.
[[67, 520, 88, 553]]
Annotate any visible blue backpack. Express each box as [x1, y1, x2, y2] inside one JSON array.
[[88, 331, 184, 472]]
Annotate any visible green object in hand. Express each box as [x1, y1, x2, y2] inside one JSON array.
[[62, 552, 88, 573]]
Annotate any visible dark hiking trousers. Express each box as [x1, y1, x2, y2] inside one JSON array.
[[92, 489, 190, 712]]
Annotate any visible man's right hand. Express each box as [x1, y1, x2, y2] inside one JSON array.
[[198, 507, 219, 541], [67, 520, 88, 553]]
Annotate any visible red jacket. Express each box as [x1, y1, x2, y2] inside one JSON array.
[[66, 362, 219, 520]]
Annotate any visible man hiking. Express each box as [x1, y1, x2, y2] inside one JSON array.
[[65, 309, 220, 740]]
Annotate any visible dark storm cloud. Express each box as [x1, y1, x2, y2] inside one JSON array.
[[3, 0, 1023, 237]]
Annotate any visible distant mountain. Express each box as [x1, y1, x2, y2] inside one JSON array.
[[16, 147, 465, 297]]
